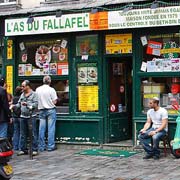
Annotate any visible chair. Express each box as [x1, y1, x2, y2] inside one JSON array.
[[151, 134, 172, 157]]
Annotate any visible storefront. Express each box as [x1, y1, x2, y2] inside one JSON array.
[[4, 4, 180, 145]]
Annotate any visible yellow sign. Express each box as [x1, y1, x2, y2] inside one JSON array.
[[78, 85, 98, 112], [7, 40, 13, 60], [105, 34, 132, 54], [143, 93, 159, 99], [6, 66, 13, 94], [160, 48, 180, 54]]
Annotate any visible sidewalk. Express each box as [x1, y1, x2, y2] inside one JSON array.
[[11, 145, 180, 180]]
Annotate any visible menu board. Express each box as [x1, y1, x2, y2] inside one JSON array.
[[105, 34, 132, 54], [78, 85, 98, 112]]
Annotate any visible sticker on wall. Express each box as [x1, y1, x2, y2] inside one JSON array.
[[110, 104, 116, 112], [146, 41, 162, 56], [19, 42, 25, 51], [140, 61, 147, 72], [140, 36, 148, 46], [7, 40, 13, 60]]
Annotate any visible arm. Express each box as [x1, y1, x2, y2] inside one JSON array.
[[140, 118, 152, 134]]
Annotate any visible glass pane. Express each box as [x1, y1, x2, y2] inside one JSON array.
[[141, 77, 180, 115], [76, 63, 99, 112], [105, 34, 132, 54], [109, 62, 126, 113], [18, 38, 68, 76], [19, 79, 69, 114], [76, 35, 98, 56], [142, 33, 180, 72]]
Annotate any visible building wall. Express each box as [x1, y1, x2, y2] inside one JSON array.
[[20, 0, 44, 8]]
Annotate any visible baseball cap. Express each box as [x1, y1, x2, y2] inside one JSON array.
[[0, 75, 5, 87], [152, 97, 159, 101]]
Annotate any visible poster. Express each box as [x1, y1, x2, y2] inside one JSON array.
[[76, 35, 98, 56], [18, 39, 68, 76], [78, 85, 98, 112], [6, 66, 13, 94], [77, 63, 97, 84], [7, 40, 13, 60], [105, 34, 132, 54]]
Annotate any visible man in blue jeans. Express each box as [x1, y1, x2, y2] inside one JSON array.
[[36, 75, 58, 152], [138, 97, 168, 160]]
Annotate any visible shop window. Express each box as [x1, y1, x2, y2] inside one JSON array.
[[76, 63, 98, 112], [141, 77, 180, 115], [19, 79, 69, 114], [105, 34, 132, 54], [76, 35, 98, 56], [18, 38, 68, 76], [141, 33, 180, 72]]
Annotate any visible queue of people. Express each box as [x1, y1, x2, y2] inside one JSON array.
[[0, 75, 58, 156]]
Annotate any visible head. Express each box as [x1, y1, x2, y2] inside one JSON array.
[[149, 97, 160, 109], [0, 75, 5, 87], [15, 86, 22, 96], [21, 80, 31, 92], [43, 75, 51, 85]]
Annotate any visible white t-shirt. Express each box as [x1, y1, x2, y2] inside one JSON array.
[[36, 84, 58, 110], [147, 107, 168, 132]]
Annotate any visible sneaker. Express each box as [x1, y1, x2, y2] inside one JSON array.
[[32, 151, 38, 156], [48, 146, 57, 152], [143, 154, 153, 159], [153, 155, 160, 160], [17, 150, 28, 156]]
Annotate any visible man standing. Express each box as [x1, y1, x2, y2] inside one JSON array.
[[0, 75, 12, 138], [138, 97, 168, 160], [36, 75, 58, 152], [11, 80, 38, 156]]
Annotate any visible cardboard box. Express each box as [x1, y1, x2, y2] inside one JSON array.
[[142, 84, 152, 93], [152, 83, 165, 93]]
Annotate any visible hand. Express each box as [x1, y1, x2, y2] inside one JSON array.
[[148, 131, 156, 136], [9, 118, 13, 124], [9, 104, 14, 110], [139, 129, 146, 134], [21, 102, 27, 106]]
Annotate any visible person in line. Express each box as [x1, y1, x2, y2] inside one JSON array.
[[36, 75, 58, 152], [11, 80, 38, 156], [138, 97, 168, 160], [0, 75, 12, 138], [12, 86, 22, 150]]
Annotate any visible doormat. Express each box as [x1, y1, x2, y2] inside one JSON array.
[[76, 149, 138, 157]]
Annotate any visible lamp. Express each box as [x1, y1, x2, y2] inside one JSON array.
[[27, 16, 34, 24], [91, 8, 98, 14], [151, 0, 159, 9], [123, 3, 133, 13], [56, 11, 62, 17]]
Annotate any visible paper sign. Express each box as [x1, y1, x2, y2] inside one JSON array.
[[61, 39, 68, 49], [81, 55, 88, 60], [140, 36, 148, 46], [141, 61, 147, 72], [19, 42, 25, 51]]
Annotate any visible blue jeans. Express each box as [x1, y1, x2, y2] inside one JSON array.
[[38, 108, 56, 151], [0, 122, 8, 138], [138, 127, 167, 157], [13, 117, 20, 150], [20, 116, 38, 152]]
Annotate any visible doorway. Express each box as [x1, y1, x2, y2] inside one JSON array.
[[106, 57, 132, 143]]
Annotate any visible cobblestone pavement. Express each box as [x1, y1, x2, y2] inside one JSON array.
[[10, 146, 180, 180]]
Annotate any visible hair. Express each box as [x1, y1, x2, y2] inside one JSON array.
[[43, 75, 51, 85], [23, 80, 31, 87], [15, 86, 22, 96], [0, 75, 5, 87]]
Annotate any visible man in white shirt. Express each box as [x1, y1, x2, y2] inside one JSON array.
[[36, 75, 58, 152], [138, 97, 168, 160]]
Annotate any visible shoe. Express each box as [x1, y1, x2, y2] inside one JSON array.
[[143, 154, 153, 159], [17, 150, 28, 156], [48, 146, 57, 152], [153, 155, 160, 160], [32, 151, 38, 156]]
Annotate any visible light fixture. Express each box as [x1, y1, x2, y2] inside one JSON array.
[[123, 3, 133, 13], [27, 16, 34, 24], [56, 11, 62, 18], [91, 8, 98, 14], [151, 0, 159, 9]]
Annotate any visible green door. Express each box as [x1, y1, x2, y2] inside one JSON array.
[[107, 57, 132, 142]]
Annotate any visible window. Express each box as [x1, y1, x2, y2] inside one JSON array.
[[18, 38, 68, 76]]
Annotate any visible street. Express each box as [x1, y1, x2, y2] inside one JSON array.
[[11, 145, 180, 180]]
